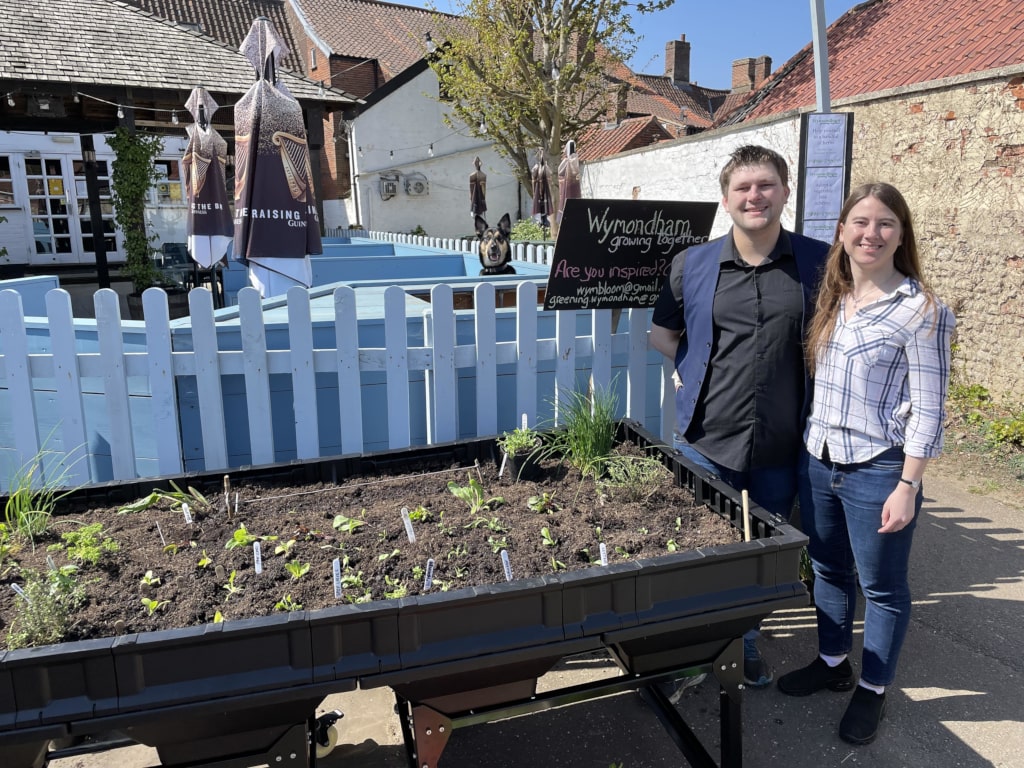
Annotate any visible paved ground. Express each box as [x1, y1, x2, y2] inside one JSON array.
[[50, 471, 1023, 768]]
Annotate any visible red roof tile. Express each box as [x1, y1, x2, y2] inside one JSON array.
[[576, 116, 673, 161], [726, 0, 1024, 124]]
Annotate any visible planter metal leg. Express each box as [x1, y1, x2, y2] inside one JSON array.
[[397, 702, 452, 768], [713, 638, 744, 768]]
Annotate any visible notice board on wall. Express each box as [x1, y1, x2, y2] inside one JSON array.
[[543, 198, 717, 311]]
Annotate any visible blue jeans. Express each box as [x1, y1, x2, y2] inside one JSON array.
[[799, 446, 921, 686], [673, 437, 798, 658]]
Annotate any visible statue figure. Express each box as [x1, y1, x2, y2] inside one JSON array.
[[469, 156, 487, 216]]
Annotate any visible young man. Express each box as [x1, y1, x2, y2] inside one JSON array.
[[649, 145, 828, 688]]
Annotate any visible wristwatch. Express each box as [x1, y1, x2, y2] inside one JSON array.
[[898, 477, 922, 489]]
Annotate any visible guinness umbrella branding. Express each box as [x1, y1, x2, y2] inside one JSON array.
[[233, 16, 321, 294], [182, 87, 232, 268]]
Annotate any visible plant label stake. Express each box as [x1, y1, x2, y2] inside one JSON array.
[[10, 583, 29, 603], [741, 490, 751, 543], [223, 475, 231, 519], [500, 549, 513, 581], [474, 458, 484, 484], [155, 521, 167, 547], [46, 555, 57, 571], [182, 503, 193, 525], [521, 413, 529, 430], [400, 506, 416, 543], [234, 492, 240, 518], [253, 541, 263, 574], [599, 542, 608, 566], [332, 557, 342, 599], [498, 451, 508, 478], [423, 558, 435, 591]]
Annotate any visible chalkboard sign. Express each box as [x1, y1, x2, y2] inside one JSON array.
[[543, 199, 718, 311]]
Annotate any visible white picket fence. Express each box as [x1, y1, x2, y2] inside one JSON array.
[[0, 282, 670, 491], [364, 230, 556, 266]]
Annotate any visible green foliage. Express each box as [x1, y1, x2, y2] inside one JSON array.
[[140, 597, 169, 615], [497, 424, 542, 455], [274, 539, 297, 557], [537, 384, 619, 477], [407, 505, 433, 523], [597, 455, 667, 503], [139, 570, 161, 587], [6, 566, 85, 649], [465, 515, 505, 532], [5, 454, 76, 543], [275, 594, 303, 612], [383, 575, 408, 599], [333, 513, 366, 535], [0, 523, 18, 575], [509, 218, 551, 242], [430, 0, 668, 236], [118, 481, 209, 514], [197, 550, 213, 569], [540, 526, 558, 547], [527, 491, 559, 514], [448, 475, 505, 514], [222, 569, 243, 601], [284, 560, 311, 580], [224, 523, 277, 550], [986, 415, 1024, 448], [107, 128, 165, 293], [59, 522, 120, 566], [487, 535, 508, 553]]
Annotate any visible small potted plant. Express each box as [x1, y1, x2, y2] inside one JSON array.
[[496, 418, 543, 481]]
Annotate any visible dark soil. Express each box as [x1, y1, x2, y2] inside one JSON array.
[[0, 443, 739, 649]]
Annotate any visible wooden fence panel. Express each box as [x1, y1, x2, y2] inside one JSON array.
[[384, 286, 411, 448], [333, 286, 363, 456], [474, 283, 497, 438], [186, 289, 229, 470], [238, 287, 275, 465], [426, 285, 456, 444], [0, 290, 40, 471], [515, 282, 538, 428], [140, 289, 183, 477], [287, 288, 320, 460], [95, 289, 135, 480]]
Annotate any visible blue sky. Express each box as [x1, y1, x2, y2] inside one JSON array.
[[414, 0, 859, 90]]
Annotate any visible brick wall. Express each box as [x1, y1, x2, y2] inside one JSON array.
[[844, 73, 1024, 401]]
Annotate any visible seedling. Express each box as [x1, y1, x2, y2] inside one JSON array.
[[446, 543, 468, 561], [465, 516, 506, 532], [140, 597, 169, 615], [332, 513, 366, 535], [527, 492, 559, 514], [275, 539, 297, 557], [487, 535, 508, 553], [383, 575, 407, 599], [448, 475, 504, 515], [275, 594, 303, 612], [615, 545, 631, 560], [224, 524, 277, 550], [213, 611, 224, 623], [118, 480, 209, 514], [57, 522, 120, 566], [540, 527, 558, 547], [549, 556, 566, 572], [496, 424, 542, 456], [197, 550, 213, 569], [162, 543, 180, 556], [407, 505, 433, 522], [284, 561, 311, 580], [666, 539, 678, 553], [378, 548, 401, 563], [139, 570, 161, 587], [222, 569, 244, 601], [341, 570, 365, 590], [598, 455, 666, 503]]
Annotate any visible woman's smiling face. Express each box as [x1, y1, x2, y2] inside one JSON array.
[[839, 195, 903, 273]]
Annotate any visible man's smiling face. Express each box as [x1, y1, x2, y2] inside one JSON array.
[[721, 163, 790, 236]]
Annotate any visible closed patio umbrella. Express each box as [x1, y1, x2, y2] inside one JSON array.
[[233, 16, 321, 297], [181, 86, 232, 305]]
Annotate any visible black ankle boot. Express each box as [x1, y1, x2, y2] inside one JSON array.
[[839, 686, 886, 745]]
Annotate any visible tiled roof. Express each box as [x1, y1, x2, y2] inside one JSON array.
[[0, 0, 352, 103], [292, 0, 455, 78], [577, 115, 673, 162], [126, 0, 305, 73], [725, 0, 1024, 124]]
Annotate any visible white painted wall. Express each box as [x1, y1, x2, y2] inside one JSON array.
[[348, 68, 524, 239], [581, 117, 804, 239]]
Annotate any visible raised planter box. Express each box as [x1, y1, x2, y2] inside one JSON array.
[[0, 421, 807, 768]]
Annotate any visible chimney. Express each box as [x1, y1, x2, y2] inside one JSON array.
[[754, 55, 772, 85], [731, 57, 756, 93], [665, 35, 690, 84]]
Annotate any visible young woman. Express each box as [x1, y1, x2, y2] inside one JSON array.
[[777, 183, 955, 745]]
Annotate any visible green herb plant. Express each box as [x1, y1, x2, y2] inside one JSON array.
[[141, 597, 169, 615], [448, 474, 505, 514], [55, 522, 120, 566], [527, 492, 558, 514], [540, 526, 558, 547], [222, 569, 243, 601], [224, 523, 278, 550], [597, 455, 667, 503], [118, 480, 208, 514], [535, 384, 618, 478], [275, 594, 303, 612], [284, 561, 310, 580], [496, 425, 542, 455], [139, 570, 161, 587], [6, 566, 85, 649], [333, 513, 366, 535], [4, 453, 76, 543]]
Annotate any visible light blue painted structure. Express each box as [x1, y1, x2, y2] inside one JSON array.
[[0, 240, 667, 488]]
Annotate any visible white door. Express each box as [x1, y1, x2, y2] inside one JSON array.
[[26, 154, 120, 266]]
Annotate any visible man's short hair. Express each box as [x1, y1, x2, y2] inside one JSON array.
[[719, 145, 790, 194]]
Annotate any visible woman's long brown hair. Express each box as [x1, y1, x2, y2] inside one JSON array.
[[805, 182, 934, 374]]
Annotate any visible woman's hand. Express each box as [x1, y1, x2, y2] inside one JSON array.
[[879, 483, 917, 533]]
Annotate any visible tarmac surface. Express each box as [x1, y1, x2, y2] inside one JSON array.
[[49, 470, 1023, 768]]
